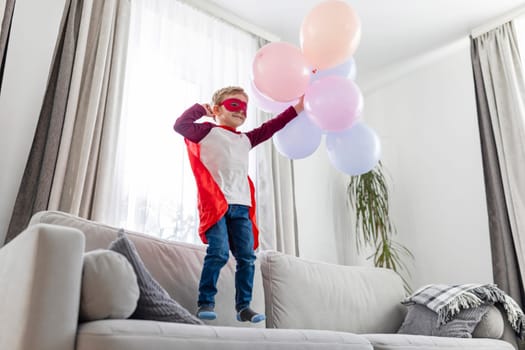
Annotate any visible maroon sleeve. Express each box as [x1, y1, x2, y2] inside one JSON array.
[[173, 103, 214, 143], [245, 106, 298, 148]]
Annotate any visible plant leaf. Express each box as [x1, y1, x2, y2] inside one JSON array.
[[347, 161, 413, 292]]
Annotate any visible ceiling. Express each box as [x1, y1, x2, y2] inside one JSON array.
[[206, 0, 525, 83]]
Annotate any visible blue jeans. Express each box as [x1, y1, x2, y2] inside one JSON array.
[[198, 204, 256, 311]]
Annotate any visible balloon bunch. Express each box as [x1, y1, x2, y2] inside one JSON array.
[[250, 0, 381, 176]]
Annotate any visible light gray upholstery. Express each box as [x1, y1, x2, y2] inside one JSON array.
[[0, 210, 516, 350], [259, 250, 406, 333], [363, 334, 514, 350], [0, 224, 84, 350], [76, 319, 372, 350], [29, 210, 265, 329]]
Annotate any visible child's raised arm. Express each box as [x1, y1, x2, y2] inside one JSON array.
[[246, 96, 304, 148], [174, 103, 214, 143], [245, 106, 298, 148]]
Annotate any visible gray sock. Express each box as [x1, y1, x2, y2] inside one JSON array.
[[237, 307, 265, 323]]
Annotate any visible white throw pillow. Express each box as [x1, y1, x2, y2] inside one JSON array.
[[472, 305, 505, 339], [107, 230, 203, 324], [80, 249, 139, 321]]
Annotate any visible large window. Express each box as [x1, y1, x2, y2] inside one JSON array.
[[109, 0, 258, 243]]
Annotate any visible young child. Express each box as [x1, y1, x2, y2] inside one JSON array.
[[174, 86, 303, 323]]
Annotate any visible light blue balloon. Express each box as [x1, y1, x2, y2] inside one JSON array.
[[310, 57, 357, 82], [273, 111, 323, 159], [325, 122, 381, 175]]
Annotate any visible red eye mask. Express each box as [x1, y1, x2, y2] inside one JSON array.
[[220, 98, 247, 114]]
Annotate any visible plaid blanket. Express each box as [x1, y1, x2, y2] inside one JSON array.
[[402, 283, 525, 339]]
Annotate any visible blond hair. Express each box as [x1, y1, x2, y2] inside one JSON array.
[[211, 86, 248, 106]]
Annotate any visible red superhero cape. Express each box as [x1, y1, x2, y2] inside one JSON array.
[[185, 139, 259, 249]]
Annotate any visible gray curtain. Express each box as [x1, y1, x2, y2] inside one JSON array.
[[254, 38, 300, 255], [5, 0, 81, 243], [0, 0, 16, 91], [5, 0, 130, 243], [471, 21, 525, 349]]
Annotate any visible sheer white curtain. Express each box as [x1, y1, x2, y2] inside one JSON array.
[[106, 0, 258, 243]]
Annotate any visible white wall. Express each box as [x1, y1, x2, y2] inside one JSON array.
[[294, 37, 494, 289], [360, 38, 493, 288], [0, 0, 66, 246], [293, 142, 358, 266]]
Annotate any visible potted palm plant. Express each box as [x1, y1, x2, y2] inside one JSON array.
[[347, 160, 413, 292]]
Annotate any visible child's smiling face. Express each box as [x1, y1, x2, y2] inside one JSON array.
[[213, 93, 248, 129]]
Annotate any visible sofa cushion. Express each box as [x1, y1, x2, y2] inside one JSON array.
[[80, 249, 139, 321], [259, 250, 406, 333], [29, 210, 265, 328], [397, 304, 489, 338], [108, 230, 203, 324], [76, 319, 373, 350], [363, 333, 514, 350]]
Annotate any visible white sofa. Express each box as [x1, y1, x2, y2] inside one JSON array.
[[0, 210, 517, 350]]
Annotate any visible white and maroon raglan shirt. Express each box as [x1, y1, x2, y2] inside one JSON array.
[[174, 103, 298, 249]]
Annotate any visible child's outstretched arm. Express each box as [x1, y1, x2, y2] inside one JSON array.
[[293, 96, 304, 114], [174, 103, 214, 143], [246, 96, 304, 148]]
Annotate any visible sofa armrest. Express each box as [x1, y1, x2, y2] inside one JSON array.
[[0, 224, 85, 350]]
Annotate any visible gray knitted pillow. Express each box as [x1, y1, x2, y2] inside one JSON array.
[[398, 303, 489, 338], [108, 230, 203, 325]]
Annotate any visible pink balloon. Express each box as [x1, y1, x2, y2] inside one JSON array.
[[252, 42, 310, 102], [304, 76, 363, 132], [249, 79, 299, 113], [300, 0, 361, 70]]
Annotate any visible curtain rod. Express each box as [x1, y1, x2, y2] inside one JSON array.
[[180, 0, 281, 42], [471, 5, 525, 38]]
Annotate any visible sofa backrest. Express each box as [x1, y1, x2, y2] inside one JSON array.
[[259, 250, 407, 333], [29, 210, 265, 328]]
